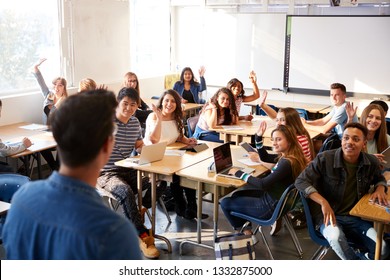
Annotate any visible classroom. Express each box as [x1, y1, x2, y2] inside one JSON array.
[[1, 0, 390, 266]]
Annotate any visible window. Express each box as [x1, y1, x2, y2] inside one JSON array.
[[0, 0, 60, 96], [130, 0, 171, 77]]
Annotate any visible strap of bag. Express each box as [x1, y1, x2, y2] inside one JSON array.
[[246, 241, 253, 260]]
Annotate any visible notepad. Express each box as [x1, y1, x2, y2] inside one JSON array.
[[221, 125, 243, 131]]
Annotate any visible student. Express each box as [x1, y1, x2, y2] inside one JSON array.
[[226, 71, 260, 121], [32, 58, 63, 171], [96, 87, 160, 259], [302, 83, 357, 139], [123, 72, 152, 131], [193, 87, 239, 142], [0, 99, 32, 173], [2, 90, 142, 259], [295, 122, 389, 260], [173, 66, 206, 104], [78, 78, 97, 91], [144, 89, 208, 219], [220, 124, 307, 235]]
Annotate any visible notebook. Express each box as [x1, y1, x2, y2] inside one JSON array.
[[213, 143, 255, 179], [126, 142, 167, 165]]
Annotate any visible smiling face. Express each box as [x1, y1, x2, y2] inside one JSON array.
[[217, 92, 230, 108], [183, 70, 193, 82], [271, 130, 289, 153], [161, 93, 177, 116], [275, 111, 286, 126], [124, 74, 138, 89], [116, 96, 138, 122], [365, 109, 382, 133], [230, 82, 242, 98], [341, 127, 366, 163], [53, 80, 65, 97], [330, 88, 346, 106]]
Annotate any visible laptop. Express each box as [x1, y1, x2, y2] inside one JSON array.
[[127, 142, 167, 165], [213, 143, 255, 179]]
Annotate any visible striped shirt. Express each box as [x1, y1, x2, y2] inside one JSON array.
[[296, 134, 312, 163], [102, 117, 143, 171]]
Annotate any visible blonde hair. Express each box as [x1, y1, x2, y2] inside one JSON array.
[[79, 78, 97, 92]]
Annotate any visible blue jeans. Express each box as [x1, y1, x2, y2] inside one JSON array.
[[320, 215, 388, 260], [193, 126, 223, 143], [220, 186, 277, 230]]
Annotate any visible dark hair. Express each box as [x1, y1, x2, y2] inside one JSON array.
[[156, 89, 184, 138], [343, 122, 368, 140], [330, 83, 346, 93], [226, 78, 245, 97], [370, 100, 388, 114], [0, 99, 2, 107], [49, 90, 117, 167], [117, 87, 140, 106], [179, 67, 199, 85], [208, 87, 238, 125]]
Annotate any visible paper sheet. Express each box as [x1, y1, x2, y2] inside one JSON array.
[[19, 124, 48, 131], [165, 150, 186, 156], [237, 158, 261, 166]]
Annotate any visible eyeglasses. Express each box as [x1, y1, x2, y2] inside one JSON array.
[[342, 136, 361, 143], [128, 80, 137, 83]]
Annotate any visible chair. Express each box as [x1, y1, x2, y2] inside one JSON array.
[[230, 184, 303, 260], [186, 114, 200, 138], [256, 104, 278, 116], [318, 133, 341, 153], [299, 191, 330, 260], [295, 108, 309, 120], [0, 174, 31, 243]]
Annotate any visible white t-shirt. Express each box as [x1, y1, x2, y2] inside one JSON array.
[[144, 117, 180, 145]]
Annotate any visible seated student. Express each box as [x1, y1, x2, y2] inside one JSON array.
[[226, 71, 260, 121], [123, 72, 152, 132], [3, 90, 141, 259], [193, 87, 239, 143], [173, 66, 207, 104], [144, 89, 208, 220], [220, 124, 307, 236], [295, 122, 389, 260], [0, 99, 32, 173], [78, 78, 97, 91], [96, 87, 160, 259]]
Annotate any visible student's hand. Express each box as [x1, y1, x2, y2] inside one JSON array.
[[97, 84, 108, 90], [199, 66, 206, 77], [300, 117, 307, 124], [181, 98, 188, 104], [228, 167, 239, 175], [249, 152, 260, 163], [321, 201, 337, 227], [370, 185, 389, 206], [258, 90, 268, 107], [244, 113, 253, 121], [22, 137, 32, 148], [374, 153, 385, 163], [256, 120, 267, 137], [33, 58, 47, 72], [345, 101, 357, 122], [151, 103, 163, 121], [249, 70, 257, 83], [187, 138, 197, 145]]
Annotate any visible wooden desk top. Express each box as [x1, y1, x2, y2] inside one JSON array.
[[244, 99, 331, 114], [0, 200, 11, 216], [350, 193, 390, 224], [0, 122, 57, 157], [115, 141, 221, 176], [176, 145, 269, 187]]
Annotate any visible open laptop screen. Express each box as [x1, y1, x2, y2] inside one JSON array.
[[213, 143, 233, 173]]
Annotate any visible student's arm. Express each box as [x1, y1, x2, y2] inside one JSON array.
[[203, 103, 218, 129], [257, 90, 277, 119], [32, 59, 51, 98], [303, 114, 336, 134], [144, 105, 162, 144], [242, 71, 260, 103], [0, 137, 32, 157], [139, 98, 149, 110], [307, 192, 336, 227], [134, 139, 144, 154]]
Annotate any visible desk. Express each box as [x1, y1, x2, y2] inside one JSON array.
[[244, 99, 331, 118], [0, 200, 11, 216], [0, 122, 56, 178], [350, 193, 390, 260], [176, 145, 269, 253], [212, 117, 321, 147], [115, 141, 221, 253]]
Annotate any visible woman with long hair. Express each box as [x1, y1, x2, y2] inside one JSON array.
[[173, 66, 206, 104], [193, 87, 239, 142], [220, 124, 307, 235]]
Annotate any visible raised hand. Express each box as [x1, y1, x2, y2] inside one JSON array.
[[258, 90, 268, 106], [345, 101, 358, 122], [33, 58, 47, 72], [199, 66, 206, 77], [256, 120, 267, 137], [249, 70, 257, 83], [151, 103, 163, 120]]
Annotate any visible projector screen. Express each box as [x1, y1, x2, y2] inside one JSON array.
[[286, 16, 390, 96]]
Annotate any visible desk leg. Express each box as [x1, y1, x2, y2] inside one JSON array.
[[35, 152, 42, 179], [179, 181, 213, 255], [374, 222, 384, 260], [213, 184, 219, 241], [149, 173, 172, 253], [137, 170, 143, 212]]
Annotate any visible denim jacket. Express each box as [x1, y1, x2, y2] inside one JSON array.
[[295, 148, 387, 226], [173, 76, 206, 104]]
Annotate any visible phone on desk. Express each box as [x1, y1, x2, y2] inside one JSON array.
[[239, 142, 257, 153]]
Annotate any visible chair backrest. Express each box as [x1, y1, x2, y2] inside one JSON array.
[[256, 104, 278, 116], [299, 191, 329, 247], [318, 133, 341, 153], [187, 114, 200, 138], [0, 174, 30, 203], [295, 108, 309, 120]]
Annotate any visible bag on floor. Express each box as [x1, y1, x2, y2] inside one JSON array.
[[214, 233, 255, 260]]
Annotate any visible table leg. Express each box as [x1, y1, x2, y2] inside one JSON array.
[[374, 222, 384, 260], [213, 184, 219, 241], [137, 170, 143, 212]]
